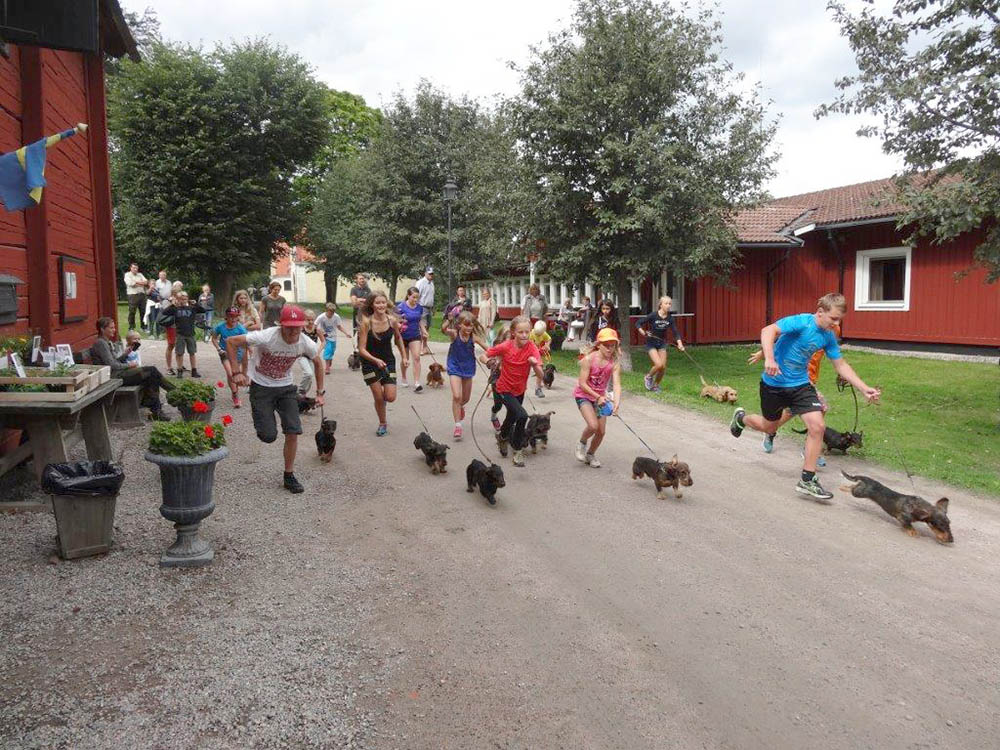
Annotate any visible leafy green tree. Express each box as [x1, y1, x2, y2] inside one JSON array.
[[108, 40, 328, 304], [819, 0, 1000, 281], [307, 153, 370, 303], [514, 0, 777, 368]]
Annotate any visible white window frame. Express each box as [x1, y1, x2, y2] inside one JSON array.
[[854, 246, 911, 311]]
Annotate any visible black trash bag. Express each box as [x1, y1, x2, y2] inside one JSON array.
[[42, 461, 125, 497]]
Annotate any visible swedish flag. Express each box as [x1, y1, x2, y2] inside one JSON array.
[[0, 124, 86, 212]]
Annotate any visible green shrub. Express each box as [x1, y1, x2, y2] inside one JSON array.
[[0, 335, 32, 362], [166, 379, 216, 408], [148, 420, 227, 457]]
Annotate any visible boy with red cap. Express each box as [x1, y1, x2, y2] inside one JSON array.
[[226, 305, 325, 493]]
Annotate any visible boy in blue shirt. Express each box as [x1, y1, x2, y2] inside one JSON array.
[[729, 293, 880, 500], [211, 306, 248, 408]]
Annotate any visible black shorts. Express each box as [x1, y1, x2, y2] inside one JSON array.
[[249, 382, 302, 442], [759, 381, 824, 422], [362, 361, 396, 386]]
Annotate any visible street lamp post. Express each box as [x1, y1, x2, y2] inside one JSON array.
[[443, 178, 458, 305]]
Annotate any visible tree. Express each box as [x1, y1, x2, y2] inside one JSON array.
[[514, 0, 777, 369], [108, 40, 329, 305], [308, 153, 370, 303], [819, 0, 1000, 281]]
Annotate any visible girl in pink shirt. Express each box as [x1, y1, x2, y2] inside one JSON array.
[[573, 327, 622, 468]]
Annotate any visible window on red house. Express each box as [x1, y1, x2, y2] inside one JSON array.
[[868, 257, 906, 301]]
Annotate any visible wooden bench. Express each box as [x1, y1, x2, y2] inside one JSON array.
[[111, 385, 143, 426]]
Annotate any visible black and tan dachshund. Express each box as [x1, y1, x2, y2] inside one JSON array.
[[542, 363, 556, 389], [841, 471, 953, 543], [414, 432, 449, 474], [792, 426, 863, 454], [315, 418, 337, 463], [632, 455, 693, 499]]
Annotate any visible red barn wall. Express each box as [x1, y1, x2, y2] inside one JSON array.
[[0, 45, 116, 350]]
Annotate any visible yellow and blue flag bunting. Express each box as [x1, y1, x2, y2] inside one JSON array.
[[0, 127, 78, 212]]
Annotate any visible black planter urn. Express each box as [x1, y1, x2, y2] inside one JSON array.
[[144, 446, 228, 567]]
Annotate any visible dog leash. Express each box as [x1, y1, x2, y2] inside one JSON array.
[[469, 376, 498, 465], [678, 347, 721, 388], [410, 405, 434, 438], [837, 376, 860, 433], [615, 413, 659, 460]]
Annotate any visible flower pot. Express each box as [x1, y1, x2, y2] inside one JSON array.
[[144, 446, 228, 567], [176, 400, 215, 423], [0, 428, 22, 456]]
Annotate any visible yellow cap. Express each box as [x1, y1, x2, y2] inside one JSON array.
[[596, 327, 619, 343]]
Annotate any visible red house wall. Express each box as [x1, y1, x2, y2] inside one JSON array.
[[0, 45, 116, 350]]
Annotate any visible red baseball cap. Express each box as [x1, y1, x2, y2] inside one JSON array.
[[279, 305, 308, 327]]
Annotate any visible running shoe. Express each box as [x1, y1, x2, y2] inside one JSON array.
[[167, 368, 177, 377], [512, 449, 525, 468], [496, 434, 509, 457], [376, 424, 387, 436], [191, 369, 201, 378], [283, 473, 304, 494], [401, 380, 410, 388], [575, 442, 587, 463], [652, 384, 662, 393], [729, 407, 746, 438], [644, 374, 653, 391], [453, 424, 463, 440], [587, 454, 601, 468], [535, 386, 544, 398], [796, 477, 833, 500], [414, 384, 423, 393], [762, 433, 775, 453]]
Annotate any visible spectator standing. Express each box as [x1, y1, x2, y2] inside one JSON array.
[[477, 287, 498, 344], [163, 281, 183, 374], [521, 283, 548, 324], [415, 267, 435, 354], [259, 282, 286, 329], [227, 305, 324, 494], [445, 284, 473, 321], [149, 271, 172, 339], [198, 284, 215, 341], [123, 262, 148, 332], [162, 289, 206, 377], [232, 289, 261, 331], [349, 273, 373, 334]]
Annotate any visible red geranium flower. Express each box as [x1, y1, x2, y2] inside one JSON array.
[[216, 381, 225, 388], [221, 414, 233, 426], [204, 425, 215, 439], [192, 400, 209, 413]]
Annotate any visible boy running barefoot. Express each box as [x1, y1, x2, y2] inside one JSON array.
[[729, 293, 880, 500]]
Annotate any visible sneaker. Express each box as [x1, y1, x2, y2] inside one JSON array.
[[376, 424, 387, 437], [729, 408, 746, 438], [644, 374, 653, 391], [796, 477, 833, 500], [453, 424, 463, 440], [233, 395, 241, 408], [491, 415, 502, 431], [496, 434, 509, 457], [191, 369, 202, 378], [283, 473, 305, 494], [167, 368, 177, 377], [401, 380, 410, 388], [575, 441, 587, 463], [512, 449, 525, 467], [414, 384, 423, 393], [800, 451, 827, 467], [762, 433, 775, 453], [587, 454, 601, 468], [652, 384, 662, 393], [325, 367, 331, 375], [535, 387, 544, 398]]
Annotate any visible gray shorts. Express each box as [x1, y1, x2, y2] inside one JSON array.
[[249, 382, 301, 442], [174, 335, 198, 355]]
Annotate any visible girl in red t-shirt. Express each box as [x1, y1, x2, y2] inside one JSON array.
[[485, 316, 544, 468]]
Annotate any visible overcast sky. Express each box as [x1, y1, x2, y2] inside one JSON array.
[[128, 0, 903, 198]]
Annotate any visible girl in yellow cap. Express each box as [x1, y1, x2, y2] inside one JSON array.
[[573, 327, 622, 468]]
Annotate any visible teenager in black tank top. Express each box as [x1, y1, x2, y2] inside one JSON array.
[[357, 292, 407, 436]]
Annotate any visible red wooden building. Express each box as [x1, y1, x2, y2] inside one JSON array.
[[0, 1, 137, 349], [466, 176, 999, 350]]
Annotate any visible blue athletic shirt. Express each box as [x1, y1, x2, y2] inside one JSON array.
[[763, 313, 841, 388], [396, 301, 424, 341], [214, 321, 247, 361]]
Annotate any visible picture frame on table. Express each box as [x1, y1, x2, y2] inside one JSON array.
[[30, 335, 42, 365], [9, 352, 26, 378], [55, 344, 74, 366]]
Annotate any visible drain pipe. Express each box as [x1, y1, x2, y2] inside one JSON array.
[[826, 229, 847, 337], [765, 248, 791, 323]]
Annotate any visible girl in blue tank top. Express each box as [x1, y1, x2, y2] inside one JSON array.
[[443, 311, 488, 440]]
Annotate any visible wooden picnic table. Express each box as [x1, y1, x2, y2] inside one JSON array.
[[0, 379, 122, 482]]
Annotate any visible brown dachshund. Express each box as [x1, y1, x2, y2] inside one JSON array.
[[426, 362, 445, 388], [632, 455, 693, 499]]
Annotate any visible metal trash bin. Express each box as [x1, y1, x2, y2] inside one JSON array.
[[42, 461, 125, 560]]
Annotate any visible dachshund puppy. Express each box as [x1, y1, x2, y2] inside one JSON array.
[[841, 471, 953, 543], [466, 459, 505, 505], [524, 411, 555, 454], [631, 455, 694, 499], [792, 426, 863, 454], [542, 363, 556, 389], [699, 376, 738, 403], [315, 418, 337, 462], [347, 351, 361, 371], [413, 431, 449, 474], [427, 362, 446, 388]]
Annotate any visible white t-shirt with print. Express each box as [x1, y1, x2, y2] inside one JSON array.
[[246, 326, 319, 387]]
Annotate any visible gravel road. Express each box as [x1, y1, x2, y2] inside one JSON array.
[[1, 338, 998, 749]]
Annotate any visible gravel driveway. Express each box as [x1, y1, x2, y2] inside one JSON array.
[[2, 338, 998, 749]]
